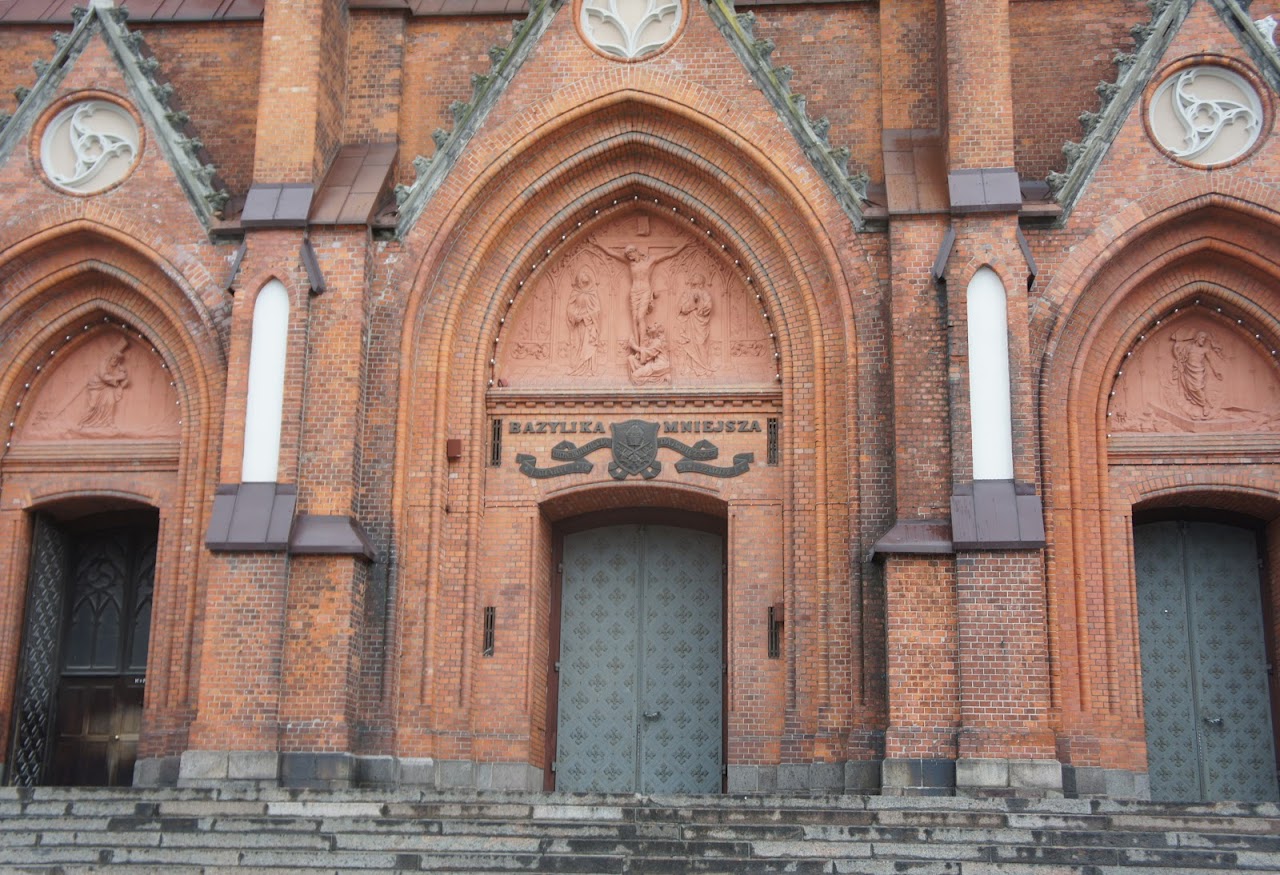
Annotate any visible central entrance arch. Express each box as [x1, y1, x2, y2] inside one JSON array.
[[548, 514, 724, 793]]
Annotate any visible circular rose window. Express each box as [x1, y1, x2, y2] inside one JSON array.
[[40, 99, 141, 194], [1148, 66, 1264, 166], [579, 0, 683, 61]]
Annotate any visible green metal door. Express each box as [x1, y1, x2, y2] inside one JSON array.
[[556, 524, 722, 793], [1135, 521, 1278, 802]]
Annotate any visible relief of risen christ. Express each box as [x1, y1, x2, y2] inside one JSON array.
[[592, 240, 688, 348]]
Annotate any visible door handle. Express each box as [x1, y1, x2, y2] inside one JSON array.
[[1202, 716, 1224, 727], [112, 735, 121, 741], [642, 711, 661, 720]]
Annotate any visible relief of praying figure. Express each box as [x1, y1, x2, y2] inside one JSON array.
[[678, 273, 714, 376], [628, 322, 671, 385], [565, 267, 603, 376], [1170, 329, 1224, 419], [592, 239, 688, 348], [78, 336, 130, 430]]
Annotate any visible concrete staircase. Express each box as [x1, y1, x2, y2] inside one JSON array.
[[1, 786, 1278, 873]]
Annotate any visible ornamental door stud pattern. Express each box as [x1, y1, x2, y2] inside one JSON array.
[[580, 0, 682, 60], [1135, 521, 1278, 803], [556, 525, 722, 793], [1148, 66, 1263, 166], [40, 100, 140, 194], [495, 212, 777, 391]]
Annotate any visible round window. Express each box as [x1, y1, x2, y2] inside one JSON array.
[[1148, 66, 1264, 166], [40, 99, 141, 194], [579, 0, 684, 61]]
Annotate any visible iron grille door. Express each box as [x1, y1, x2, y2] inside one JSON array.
[[8, 515, 70, 786]]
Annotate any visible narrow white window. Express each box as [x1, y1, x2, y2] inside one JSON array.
[[241, 280, 289, 482], [967, 267, 1014, 480]]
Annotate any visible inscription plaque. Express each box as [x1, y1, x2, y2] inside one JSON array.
[[513, 418, 757, 479]]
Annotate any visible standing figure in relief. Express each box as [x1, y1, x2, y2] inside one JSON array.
[[566, 267, 603, 376], [1169, 329, 1224, 419], [678, 273, 714, 376], [593, 239, 688, 348], [79, 336, 130, 430]]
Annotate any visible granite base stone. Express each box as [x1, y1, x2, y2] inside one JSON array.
[[955, 758, 1063, 799], [881, 758, 957, 797], [394, 756, 436, 787], [773, 762, 847, 792], [1062, 765, 1151, 800], [720, 762, 879, 794], [133, 755, 180, 787], [280, 752, 353, 789], [353, 755, 397, 787], [844, 760, 882, 793], [178, 750, 281, 787]]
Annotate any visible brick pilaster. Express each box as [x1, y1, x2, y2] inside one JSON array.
[[943, 0, 1014, 170]]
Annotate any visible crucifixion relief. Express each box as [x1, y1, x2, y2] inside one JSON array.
[[495, 212, 776, 390], [589, 236, 688, 350]]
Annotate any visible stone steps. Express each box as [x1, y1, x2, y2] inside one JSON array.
[[0, 787, 1277, 873]]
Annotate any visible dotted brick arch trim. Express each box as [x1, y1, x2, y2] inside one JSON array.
[[1035, 181, 1280, 350], [1036, 195, 1280, 763], [393, 86, 863, 755], [1041, 205, 1280, 481], [0, 224, 228, 758], [0, 225, 227, 445], [394, 90, 861, 512]]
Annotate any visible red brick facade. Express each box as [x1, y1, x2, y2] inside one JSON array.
[[0, 0, 1278, 800]]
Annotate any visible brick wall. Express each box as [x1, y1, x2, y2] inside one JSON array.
[[0, 0, 1278, 795]]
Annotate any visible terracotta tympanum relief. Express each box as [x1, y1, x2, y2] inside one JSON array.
[[13, 329, 179, 443], [496, 214, 775, 390], [1108, 315, 1280, 433]]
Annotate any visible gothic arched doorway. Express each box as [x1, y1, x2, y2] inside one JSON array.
[[9, 508, 158, 786]]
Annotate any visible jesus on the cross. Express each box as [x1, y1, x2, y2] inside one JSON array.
[[592, 239, 689, 348]]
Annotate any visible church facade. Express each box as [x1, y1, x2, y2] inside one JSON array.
[[0, 0, 1278, 802]]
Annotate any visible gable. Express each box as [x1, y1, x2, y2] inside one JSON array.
[[0, 2, 230, 230], [392, 0, 869, 237], [1049, 0, 1280, 222]]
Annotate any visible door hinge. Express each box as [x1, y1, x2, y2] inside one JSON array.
[[721, 764, 728, 776], [551, 760, 557, 773], [554, 661, 561, 673], [558, 562, 564, 574]]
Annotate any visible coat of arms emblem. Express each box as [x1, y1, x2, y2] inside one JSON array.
[[609, 419, 661, 479]]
